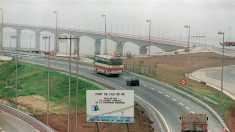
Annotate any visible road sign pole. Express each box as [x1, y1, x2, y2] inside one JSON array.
[[95, 122, 100, 132], [126, 123, 130, 132]]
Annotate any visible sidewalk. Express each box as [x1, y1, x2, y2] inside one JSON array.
[[189, 68, 235, 100]]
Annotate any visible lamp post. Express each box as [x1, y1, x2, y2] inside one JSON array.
[[43, 36, 51, 126], [12, 35, 18, 104], [29, 36, 33, 55], [75, 36, 80, 132], [58, 36, 79, 132], [218, 31, 225, 114], [53, 11, 58, 52], [102, 14, 107, 55], [146, 19, 151, 56], [0, 8, 3, 55], [184, 25, 190, 94]]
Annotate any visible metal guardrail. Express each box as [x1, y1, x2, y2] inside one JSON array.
[[125, 70, 230, 132], [0, 104, 55, 132]]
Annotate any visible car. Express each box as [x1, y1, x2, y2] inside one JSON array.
[[126, 77, 139, 86]]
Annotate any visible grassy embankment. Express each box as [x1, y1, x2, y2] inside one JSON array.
[[0, 61, 101, 112], [126, 52, 235, 130]]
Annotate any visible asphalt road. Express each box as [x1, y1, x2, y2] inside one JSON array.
[[20, 56, 224, 132], [0, 110, 38, 132]]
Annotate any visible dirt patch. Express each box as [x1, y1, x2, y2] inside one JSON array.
[[34, 105, 154, 132], [17, 95, 66, 115]]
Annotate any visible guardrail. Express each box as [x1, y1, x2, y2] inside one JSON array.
[[125, 70, 230, 132], [0, 104, 55, 132]]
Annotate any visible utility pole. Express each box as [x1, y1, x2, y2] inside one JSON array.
[[146, 19, 151, 56], [43, 36, 51, 126], [218, 31, 225, 115], [58, 36, 79, 132], [184, 25, 190, 94], [12, 35, 18, 105], [102, 14, 107, 55], [0, 8, 3, 55]]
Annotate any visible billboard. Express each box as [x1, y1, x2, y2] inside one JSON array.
[[86, 90, 134, 123]]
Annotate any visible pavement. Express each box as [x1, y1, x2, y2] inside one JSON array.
[[0, 110, 38, 132], [190, 65, 235, 100]]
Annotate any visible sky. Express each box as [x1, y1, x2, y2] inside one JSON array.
[[1, 0, 235, 42], [0, 0, 235, 53]]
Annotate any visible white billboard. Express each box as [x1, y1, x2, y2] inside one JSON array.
[[86, 90, 134, 123]]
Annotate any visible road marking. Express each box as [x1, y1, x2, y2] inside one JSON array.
[[172, 98, 176, 101], [165, 95, 169, 97], [158, 91, 162, 94], [143, 84, 147, 87], [135, 95, 170, 132], [185, 107, 190, 110], [150, 87, 155, 90], [179, 102, 184, 106]]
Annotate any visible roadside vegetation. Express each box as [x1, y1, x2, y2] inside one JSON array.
[[126, 52, 235, 130], [0, 60, 154, 132], [0, 60, 101, 113]]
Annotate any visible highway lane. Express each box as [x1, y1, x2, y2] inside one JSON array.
[[19, 56, 224, 132], [0, 110, 38, 132]]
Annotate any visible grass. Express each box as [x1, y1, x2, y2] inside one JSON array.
[[0, 61, 102, 111]]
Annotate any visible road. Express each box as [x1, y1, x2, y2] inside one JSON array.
[[191, 65, 235, 99], [19, 55, 224, 132], [0, 110, 38, 132]]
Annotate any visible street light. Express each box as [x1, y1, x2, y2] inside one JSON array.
[[184, 25, 190, 94], [11, 35, 18, 105], [218, 31, 225, 114], [58, 36, 79, 132], [43, 36, 51, 126], [53, 11, 58, 52], [102, 14, 107, 55], [146, 19, 151, 56], [0, 8, 3, 55], [29, 36, 33, 55]]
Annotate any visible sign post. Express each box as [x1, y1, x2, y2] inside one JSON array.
[[180, 79, 187, 92]]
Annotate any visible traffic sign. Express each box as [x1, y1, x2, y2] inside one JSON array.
[[180, 79, 187, 85]]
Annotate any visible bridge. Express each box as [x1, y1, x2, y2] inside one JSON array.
[[1, 23, 188, 55]]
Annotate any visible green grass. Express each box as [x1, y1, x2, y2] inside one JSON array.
[[0, 61, 102, 111]]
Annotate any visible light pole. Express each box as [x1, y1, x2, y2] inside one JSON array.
[[218, 31, 225, 114], [29, 36, 33, 55], [75, 36, 80, 132], [58, 36, 79, 132], [102, 14, 107, 55], [0, 8, 3, 55], [43, 36, 51, 126], [12, 35, 18, 104], [184, 25, 190, 94], [146, 19, 151, 56], [53, 11, 58, 52]]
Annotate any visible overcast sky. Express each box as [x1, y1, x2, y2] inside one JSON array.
[[1, 0, 234, 40]]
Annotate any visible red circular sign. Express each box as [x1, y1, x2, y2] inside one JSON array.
[[180, 79, 186, 85]]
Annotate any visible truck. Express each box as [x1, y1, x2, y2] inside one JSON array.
[[180, 113, 208, 132]]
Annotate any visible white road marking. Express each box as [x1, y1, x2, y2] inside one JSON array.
[[143, 84, 147, 87], [158, 91, 162, 94], [179, 102, 184, 106], [172, 98, 176, 101], [165, 95, 169, 97], [185, 107, 190, 110], [150, 87, 155, 90]]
